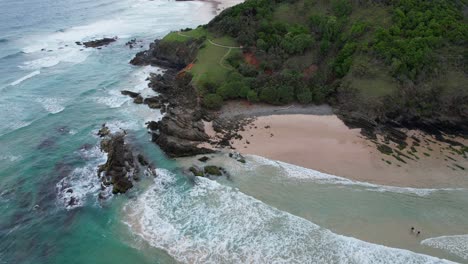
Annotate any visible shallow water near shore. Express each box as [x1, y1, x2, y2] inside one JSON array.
[[1, 0, 467, 263]]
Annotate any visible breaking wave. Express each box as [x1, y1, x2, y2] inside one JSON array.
[[56, 146, 106, 210], [249, 155, 465, 196], [422, 234, 468, 260], [123, 169, 453, 264]]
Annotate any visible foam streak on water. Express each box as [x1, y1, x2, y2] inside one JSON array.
[[123, 169, 453, 264], [10, 70, 40, 86], [248, 155, 465, 196], [422, 235, 468, 260]]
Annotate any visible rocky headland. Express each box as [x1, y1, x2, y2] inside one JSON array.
[[129, 38, 222, 157]]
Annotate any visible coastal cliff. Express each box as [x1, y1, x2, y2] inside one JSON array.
[[131, 39, 215, 157]]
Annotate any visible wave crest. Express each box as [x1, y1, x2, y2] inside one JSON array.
[[123, 170, 453, 263]]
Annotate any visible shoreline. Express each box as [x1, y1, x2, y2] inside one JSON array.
[[128, 1, 467, 188], [203, 105, 468, 188]]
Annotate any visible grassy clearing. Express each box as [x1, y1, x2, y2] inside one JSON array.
[[160, 25, 239, 88], [162, 27, 208, 43], [189, 43, 235, 86]]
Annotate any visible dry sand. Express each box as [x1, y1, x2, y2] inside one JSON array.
[[197, 0, 244, 15], [224, 114, 468, 188]]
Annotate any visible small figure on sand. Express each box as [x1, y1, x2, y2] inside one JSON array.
[[410, 226, 421, 236]]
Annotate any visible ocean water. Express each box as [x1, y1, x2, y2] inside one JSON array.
[[0, 0, 467, 263]]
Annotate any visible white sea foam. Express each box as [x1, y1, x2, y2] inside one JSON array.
[[35, 97, 66, 114], [123, 169, 453, 264], [94, 93, 130, 109], [248, 155, 465, 196], [422, 234, 468, 260], [18, 0, 212, 71], [130, 65, 162, 97], [104, 120, 140, 133], [0, 155, 23, 162], [10, 70, 41, 86], [56, 146, 106, 210]]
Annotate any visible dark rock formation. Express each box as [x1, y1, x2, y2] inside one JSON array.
[[188, 165, 225, 177], [97, 125, 110, 137], [133, 95, 144, 104], [143, 96, 162, 109], [82, 37, 117, 48], [229, 152, 246, 163], [130, 38, 215, 157], [121, 90, 140, 98], [198, 156, 210, 162], [97, 126, 153, 195], [204, 165, 222, 176], [130, 38, 202, 69]]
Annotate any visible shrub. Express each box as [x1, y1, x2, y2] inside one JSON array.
[[203, 94, 223, 109]]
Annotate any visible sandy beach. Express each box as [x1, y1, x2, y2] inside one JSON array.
[[197, 0, 244, 15], [206, 112, 468, 188]]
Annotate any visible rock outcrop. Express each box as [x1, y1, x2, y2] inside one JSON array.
[[97, 125, 153, 195], [81, 37, 117, 48], [130, 38, 215, 157], [130, 38, 202, 69]]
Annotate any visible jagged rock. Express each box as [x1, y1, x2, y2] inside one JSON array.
[[97, 126, 153, 195], [137, 154, 149, 166], [130, 38, 201, 69], [82, 37, 116, 48], [144, 96, 162, 109], [97, 124, 110, 138], [146, 121, 159, 131], [133, 95, 144, 104], [121, 90, 140, 98], [198, 156, 210, 162], [130, 37, 215, 158]]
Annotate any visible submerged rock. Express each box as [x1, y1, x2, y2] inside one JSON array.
[[189, 166, 204, 177], [204, 166, 222, 176], [229, 152, 246, 164]]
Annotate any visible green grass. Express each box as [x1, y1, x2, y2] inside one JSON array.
[[189, 41, 236, 86], [161, 32, 189, 43], [210, 36, 238, 47], [160, 26, 239, 88], [162, 27, 208, 43]]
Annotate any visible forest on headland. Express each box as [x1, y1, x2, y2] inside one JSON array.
[[161, 0, 467, 132]]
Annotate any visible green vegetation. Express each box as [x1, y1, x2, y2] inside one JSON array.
[[204, 166, 222, 176], [203, 93, 223, 109], [160, 0, 467, 126]]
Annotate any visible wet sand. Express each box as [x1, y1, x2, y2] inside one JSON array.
[[225, 114, 468, 188]]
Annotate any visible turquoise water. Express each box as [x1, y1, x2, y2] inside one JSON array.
[[1, 0, 467, 263]]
